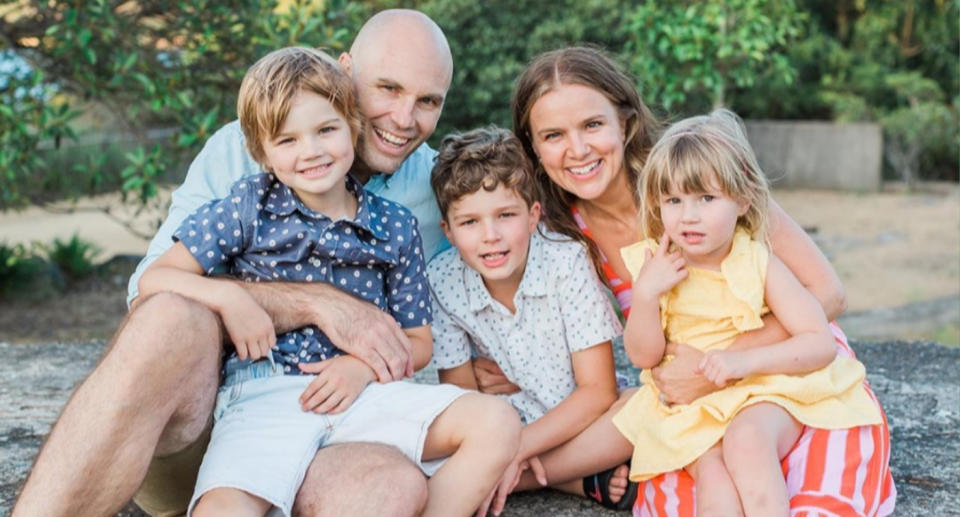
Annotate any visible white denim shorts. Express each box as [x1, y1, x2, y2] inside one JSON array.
[[188, 359, 468, 517]]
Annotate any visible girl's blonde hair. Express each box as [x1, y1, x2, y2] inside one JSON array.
[[640, 109, 770, 245]]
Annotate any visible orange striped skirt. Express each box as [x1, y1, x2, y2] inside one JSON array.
[[633, 323, 896, 517]]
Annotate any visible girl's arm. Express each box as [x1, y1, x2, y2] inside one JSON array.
[[699, 255, 836, 386], [516, 342, 618, 460], [623, 295, 668, 369], [138, 242, 276, 360], [439, 362, 480, 391], [623, 235, 688, 369]]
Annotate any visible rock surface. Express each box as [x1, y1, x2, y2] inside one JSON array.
[[1, 340, 957, 516]]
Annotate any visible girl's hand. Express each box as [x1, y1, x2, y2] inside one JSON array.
[[298, 356, 376, 413], [697, 349, 752, 387], [633, 234, 687, 302], [218, 288, 276, 361]]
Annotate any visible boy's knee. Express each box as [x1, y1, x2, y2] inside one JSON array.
[[463, 395, 522, 454]]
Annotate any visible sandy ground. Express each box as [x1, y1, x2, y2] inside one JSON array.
[[1, 183, 957, 342]]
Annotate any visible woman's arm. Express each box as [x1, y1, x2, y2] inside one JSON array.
[[767, 198, 847, 320], [439, 362, 480, 391], [516, 343, 618, 460]]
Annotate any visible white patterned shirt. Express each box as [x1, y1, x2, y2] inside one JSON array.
[[428, 229, 622, 423]]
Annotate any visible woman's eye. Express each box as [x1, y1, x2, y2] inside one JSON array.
[[586, 120, 602, 129]]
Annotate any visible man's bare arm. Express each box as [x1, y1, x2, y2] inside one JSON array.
[[238, 280, 414, 382]]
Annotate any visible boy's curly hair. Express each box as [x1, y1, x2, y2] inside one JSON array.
[[431, 126, 540, 219]]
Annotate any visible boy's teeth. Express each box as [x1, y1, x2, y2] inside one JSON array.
[[482, 252, 506, 258], [375, 128, 409, 146]]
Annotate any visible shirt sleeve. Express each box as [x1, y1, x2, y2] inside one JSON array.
[[561, 245, 624, 353], [126, 121, 262, 305], [429, 291, 473, 370], [172, 180, 257, 274], [385, 212, 433, 329]]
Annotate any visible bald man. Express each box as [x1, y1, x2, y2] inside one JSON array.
[[13, 10, 463, 517]]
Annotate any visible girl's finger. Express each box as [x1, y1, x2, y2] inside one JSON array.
[[657, 233, 671, 255]]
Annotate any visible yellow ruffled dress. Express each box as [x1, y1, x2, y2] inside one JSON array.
[[612, 230, 882, 482]]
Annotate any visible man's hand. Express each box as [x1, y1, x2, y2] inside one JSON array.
[[318, 290, 414, 383], [472, 357, 520, 395], [298, 356, 376, 414], [218, 288, 276, 361], [651, 342, 720, 405]]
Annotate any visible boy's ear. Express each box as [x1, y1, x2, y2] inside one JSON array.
[[528, 201, 542, 232], [440, 218, 454, 243]]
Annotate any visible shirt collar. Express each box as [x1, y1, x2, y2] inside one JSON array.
[[261, 174, 389, 240], [464, 228, 549, 313]]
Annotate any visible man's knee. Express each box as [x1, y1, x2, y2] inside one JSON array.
[[114, 292, 222, 369]]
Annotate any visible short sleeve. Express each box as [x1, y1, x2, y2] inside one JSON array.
[[429, 294, 473, 370], [385, 213, 433, 329], [127, 121, 262, 305], [560, 246, 624, 353], [173, 179, 258, 274], [721, 229, 769, 331]]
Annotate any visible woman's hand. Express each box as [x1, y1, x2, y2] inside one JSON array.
[[473, 357, 521, 395], [651, 342, 725, 405]]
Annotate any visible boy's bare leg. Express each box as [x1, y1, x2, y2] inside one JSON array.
[[514, 388, 635, 498], [294, 443, 428, 517], [686, 445, 743, 517], [12, 292, 223, 517], [722, 403, 803, 517], [420, 394, 521, 517], [193, 488, 272, 517]]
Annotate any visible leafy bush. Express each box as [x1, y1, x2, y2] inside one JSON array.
[[0, 242, 62, 300], [43, 234, 102, 282]]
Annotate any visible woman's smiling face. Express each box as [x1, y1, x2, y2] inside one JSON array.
[[528, 83, 627, 201]]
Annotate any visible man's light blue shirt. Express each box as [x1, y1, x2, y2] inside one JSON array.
[[127, 120, 446, 305]]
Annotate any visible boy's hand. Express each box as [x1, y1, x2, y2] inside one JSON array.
[[696, 349, 752, 387], [219, 287, 276, 361], [633, 234, 687, 302], [473, 357, 521, 395], [298, 355, 376, 414], [477, 453, 546, 517]]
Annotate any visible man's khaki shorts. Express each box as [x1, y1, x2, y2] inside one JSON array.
[[132, 424, 211, 517]]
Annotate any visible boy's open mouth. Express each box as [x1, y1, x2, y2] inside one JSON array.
[[480, 250, 510, 267]]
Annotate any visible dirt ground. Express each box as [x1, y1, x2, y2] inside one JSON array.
[[0, 183, 957, 344]]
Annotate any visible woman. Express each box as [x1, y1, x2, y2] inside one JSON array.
[[477, 46, 895, 516]]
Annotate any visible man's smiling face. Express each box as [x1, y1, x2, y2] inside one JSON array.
[[341, 12, 452, 178]]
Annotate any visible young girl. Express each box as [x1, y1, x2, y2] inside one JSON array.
[[613, 109, 883, 516]]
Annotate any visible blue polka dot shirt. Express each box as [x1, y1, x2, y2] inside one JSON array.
[[173, 173, 432, 374]]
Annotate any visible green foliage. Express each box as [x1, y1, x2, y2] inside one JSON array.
[[419, 0, 631, 137], [625, 0, 805, 111], [0, 66, 79, 207], [0, 242, 62, 300], [1, 0, 369, 212], [42, 234, 102, 282]]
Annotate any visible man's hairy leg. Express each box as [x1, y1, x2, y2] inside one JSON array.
[[292, 442, 428, 517], [13, 292, 222, 517]]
